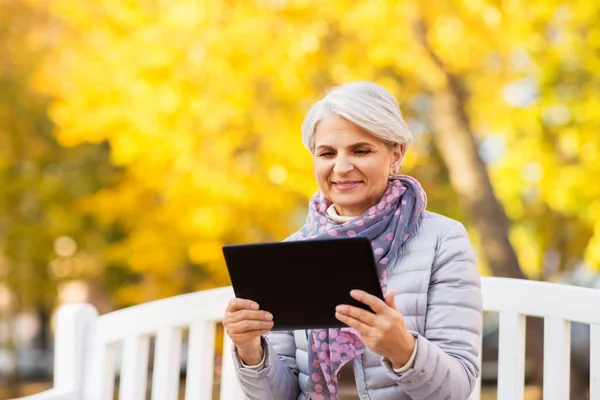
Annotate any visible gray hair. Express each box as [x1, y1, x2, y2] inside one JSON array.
[[301, 81, 413, 153]]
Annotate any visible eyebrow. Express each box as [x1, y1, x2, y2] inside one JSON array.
[[315, 142, 376, 151]]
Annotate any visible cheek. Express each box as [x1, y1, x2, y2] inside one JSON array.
[[313, 161, 330, 184], [364, 164, 389, 188]]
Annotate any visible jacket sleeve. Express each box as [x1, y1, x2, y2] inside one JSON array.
[[382, 221, 483, 400], [232, 331, 301, 400]]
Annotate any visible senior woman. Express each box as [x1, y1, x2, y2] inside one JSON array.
[[222, 81, 482, 400]]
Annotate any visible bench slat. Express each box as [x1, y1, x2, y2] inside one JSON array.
[[119, 336, 150, 400], [86, 343, 116, 400], [497, 312, 526, 400], [185, 321, 216, 400], [543, 317, 571, 400], [151, 328, 183, 400], [220, 334, 247, 400], [591, 324, 600, 400]]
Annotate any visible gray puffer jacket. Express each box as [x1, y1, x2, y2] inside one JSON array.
[[232, 211, 483, 400]]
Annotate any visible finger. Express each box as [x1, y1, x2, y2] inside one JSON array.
[[384, 290, 397, 310], [226, 309, 273, 324], [227, 328, 272, 341], [350, 290, 391, 314], [244, 328, 273, 337], [335, 304, 377, 327], [335, 311, 373, 334], [227, 298, 259, 312], [227, 319, 274, 334]]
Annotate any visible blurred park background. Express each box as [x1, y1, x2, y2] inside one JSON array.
[[1, 0, 600, 398]]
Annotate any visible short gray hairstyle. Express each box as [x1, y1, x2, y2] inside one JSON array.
[[301, 81, 413, 153]]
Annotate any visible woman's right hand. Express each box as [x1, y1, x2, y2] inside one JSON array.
[[223, 298, 274, 365]]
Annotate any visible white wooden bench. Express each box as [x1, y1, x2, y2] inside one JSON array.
[[12, 277, 600, 400]]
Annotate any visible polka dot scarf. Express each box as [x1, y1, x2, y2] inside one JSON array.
[[293, 175, 427, 400]]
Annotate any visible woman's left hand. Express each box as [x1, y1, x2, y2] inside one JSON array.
[[335, 289, 416, 369]]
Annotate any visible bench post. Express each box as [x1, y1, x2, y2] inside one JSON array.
[[53, 304, 99, 398]]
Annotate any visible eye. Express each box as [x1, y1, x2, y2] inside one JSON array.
[[318, 151, 335, 158], [355, 149, 372, 155]]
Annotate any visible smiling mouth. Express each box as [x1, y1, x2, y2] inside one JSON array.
[[332, 181, 363, 190]]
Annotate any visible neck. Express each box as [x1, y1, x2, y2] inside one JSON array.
[[332, 204, 362, 217]]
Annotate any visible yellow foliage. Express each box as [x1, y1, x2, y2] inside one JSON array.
[[188, 241, 224, 265], [15, 0, 599, 304], [585, 224, 600, 270], [510, 225, 542, 279]]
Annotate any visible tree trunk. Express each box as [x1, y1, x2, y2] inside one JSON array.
[[410, 18, 548, 387], [410, 18, 527, 279], [429, 89, 527, 279]]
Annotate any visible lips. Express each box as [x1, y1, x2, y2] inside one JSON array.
[[332, 181, 363, 191]]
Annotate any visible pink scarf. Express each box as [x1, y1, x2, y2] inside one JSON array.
[[291, 175, 427, 400]]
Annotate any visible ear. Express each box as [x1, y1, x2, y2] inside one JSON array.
[[390, 144, 406, 171]]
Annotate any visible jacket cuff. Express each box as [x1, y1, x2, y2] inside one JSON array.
[[232, 336, 272, 377], [381, 333, 427, 382], [390, 333, 418, 374], [239, 350, 267, 369]]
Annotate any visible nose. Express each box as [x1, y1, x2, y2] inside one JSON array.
[[333, 156, 354, 175]]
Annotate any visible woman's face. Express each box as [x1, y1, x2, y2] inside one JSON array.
[[313, 116, 403, 217]]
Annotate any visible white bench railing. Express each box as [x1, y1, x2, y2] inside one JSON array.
[[476, 277, 600, 400], [11, 277, 600, 400]]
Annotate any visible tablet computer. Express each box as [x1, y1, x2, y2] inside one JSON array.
[[222, 237, 384, 331]]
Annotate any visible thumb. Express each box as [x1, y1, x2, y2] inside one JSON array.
[[384, 289, 397, 309]]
